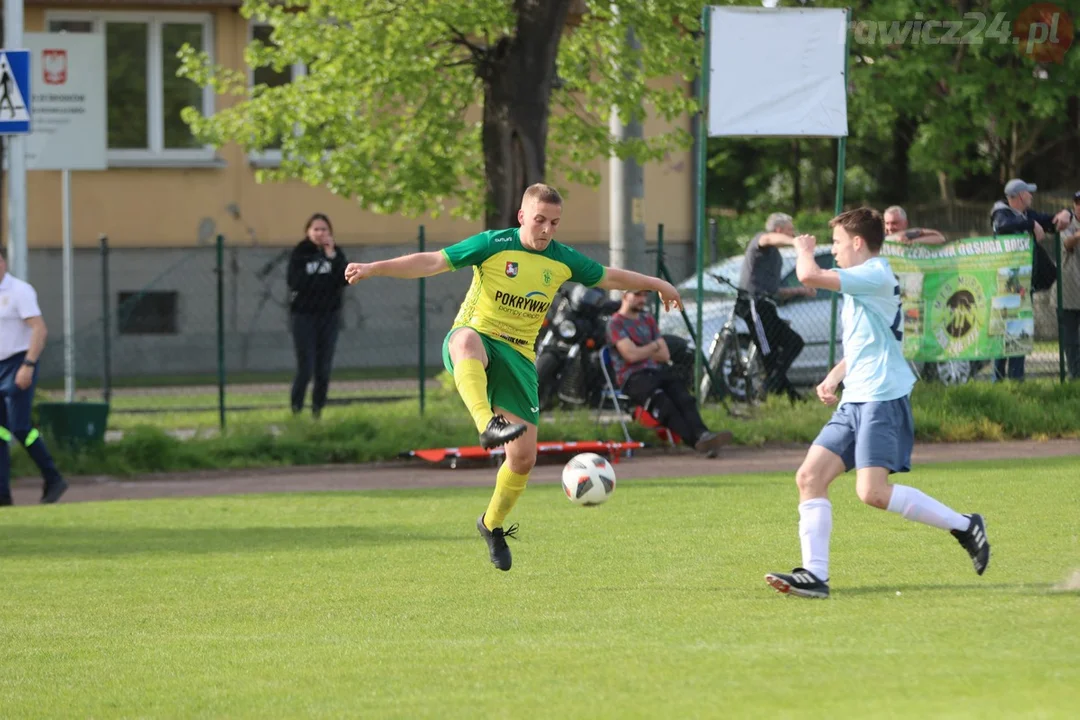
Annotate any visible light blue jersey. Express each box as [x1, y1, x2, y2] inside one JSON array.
[[837, 256, 916, 404]]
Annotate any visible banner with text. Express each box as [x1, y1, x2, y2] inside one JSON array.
[[882, 234, 1035, 362]]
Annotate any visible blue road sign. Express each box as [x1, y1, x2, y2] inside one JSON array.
[[0, 49, 31, 135]]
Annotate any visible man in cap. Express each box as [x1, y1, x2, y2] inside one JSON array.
[[989, 179, 1074, 380]]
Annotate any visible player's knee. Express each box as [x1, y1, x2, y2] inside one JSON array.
[[507, 455, 534, 475], [794, 465, 824, 495], [855, 477, 890, 509], [449, 329, 486, 364]]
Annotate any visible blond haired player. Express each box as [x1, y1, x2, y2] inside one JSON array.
[[346, 184, 683, 571]]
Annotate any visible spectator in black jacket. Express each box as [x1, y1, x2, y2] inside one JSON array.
[[989, 179, 1073, 381], [287, 213, 349, 417]]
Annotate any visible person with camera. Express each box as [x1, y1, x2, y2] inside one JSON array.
[[287, 213, 349, 418]]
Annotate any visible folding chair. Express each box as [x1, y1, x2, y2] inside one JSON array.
[[597, 345, 633, 443], [597, 346, 679, 448]]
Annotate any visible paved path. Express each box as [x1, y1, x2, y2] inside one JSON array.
[[8, 439, 1079, 506]]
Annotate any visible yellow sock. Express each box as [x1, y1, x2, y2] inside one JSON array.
[[484, 464, 530, 529], [454, 358, 495, 432]]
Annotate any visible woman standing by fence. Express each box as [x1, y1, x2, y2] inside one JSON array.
[[287, 213, 349, 418]]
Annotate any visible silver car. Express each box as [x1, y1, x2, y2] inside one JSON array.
[[660, 248, 977, 387]]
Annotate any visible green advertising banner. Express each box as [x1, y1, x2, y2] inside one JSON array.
[[881, 234, 1035, 362]]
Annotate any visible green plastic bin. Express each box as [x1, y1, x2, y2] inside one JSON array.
[[35, 402, 110, 450]]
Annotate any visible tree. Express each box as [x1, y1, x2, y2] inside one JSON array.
[[835, 0, 1080, 200], [178, 0, 701, 229]]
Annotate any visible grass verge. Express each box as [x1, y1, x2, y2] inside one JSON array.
[[12, 379, 1080, 479]]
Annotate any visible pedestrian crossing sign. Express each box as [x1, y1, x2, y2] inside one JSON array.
[[0, 49, 32, 135]]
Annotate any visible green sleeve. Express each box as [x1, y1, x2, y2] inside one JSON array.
[[441, 231, 494, 271], [562, 245, 606, 287]]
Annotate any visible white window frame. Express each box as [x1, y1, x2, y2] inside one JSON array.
[[44, 10, 217, 166], [247, 20, 307, 167]]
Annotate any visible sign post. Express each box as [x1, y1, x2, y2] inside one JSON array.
[[0, 42, 31, 281], [25, 32, 108, 402]]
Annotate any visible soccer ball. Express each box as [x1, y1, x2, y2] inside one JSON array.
[[561, 452, 616, 506]]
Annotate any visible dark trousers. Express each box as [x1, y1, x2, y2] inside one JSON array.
[[994, 356, 1025, 381], [1063, 309, 1080, 380], [623, 367, 708, 448], [1, 352, 63, 501], [735, 296, 805, 395], [290, 311, 341, 415]]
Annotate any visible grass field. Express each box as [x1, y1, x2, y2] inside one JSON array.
[[3, 456, 1079, 717]]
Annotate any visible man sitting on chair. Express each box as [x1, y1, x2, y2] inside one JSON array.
[[607, 289, 733, 457]]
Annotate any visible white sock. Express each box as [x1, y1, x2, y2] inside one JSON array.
[[798, 498, 832, 582], [886, 484, 969, 532]]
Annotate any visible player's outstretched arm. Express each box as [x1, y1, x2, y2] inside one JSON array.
[[345, 251, 449, 284], [597, 267, 683, 311], [793, 235, 841, 292]]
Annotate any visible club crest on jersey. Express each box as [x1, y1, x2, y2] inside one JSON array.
[[505, 262, 519, 278]]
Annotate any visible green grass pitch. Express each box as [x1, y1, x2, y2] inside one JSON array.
[[2, 456, 1078, 718]]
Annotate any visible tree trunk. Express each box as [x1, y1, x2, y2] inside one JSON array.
[[792, 139, 801, 212], [889, 113, 915, 203], [1069, 95, 1080, 181], [479, 0, 574, 230]]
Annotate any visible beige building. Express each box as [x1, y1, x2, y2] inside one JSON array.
[[7, 2, 696, 381]]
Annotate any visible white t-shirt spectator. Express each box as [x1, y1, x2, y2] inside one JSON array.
[[0, 273, 41, 361]]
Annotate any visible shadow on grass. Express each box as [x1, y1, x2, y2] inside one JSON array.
[[0, 525, 468, 559]]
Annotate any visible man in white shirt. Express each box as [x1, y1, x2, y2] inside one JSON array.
[[0, 247, 67, 505]]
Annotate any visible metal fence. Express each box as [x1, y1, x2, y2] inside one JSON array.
[[31, 228, 697, 431], [656, 224, 1074, 408]]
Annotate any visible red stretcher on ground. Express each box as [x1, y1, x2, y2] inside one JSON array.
[[401, 439, 645, 467]]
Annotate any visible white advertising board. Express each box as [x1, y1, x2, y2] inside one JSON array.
[[24, 32, 107, 170], [708, 7, 848, 138]]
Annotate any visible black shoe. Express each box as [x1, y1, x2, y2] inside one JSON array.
[[479, 415, 527, 450], [694, 430, 733, 458], [41, 479, 68, 505], [951, 513, 990, 575], [477, 514, 517, 571], [765, 567, 830, 598], [0, 494, 12, 507]]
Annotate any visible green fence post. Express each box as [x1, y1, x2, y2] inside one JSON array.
[[828, 7, 852, 369], [1056, 232, 1065, 383], [418, 225, 426, 415], [654, 223, 664, 318], [216, 234, 226, 431], [99, 234, 112, 404], [694, 4, 711, 402]]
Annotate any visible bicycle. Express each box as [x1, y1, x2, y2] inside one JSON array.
[[699, 274, 771, 405]]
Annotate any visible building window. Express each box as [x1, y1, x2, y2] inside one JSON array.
[[46, 12, 215, 163], [248, 21, 306, 162], [117, 291, 179, 335]]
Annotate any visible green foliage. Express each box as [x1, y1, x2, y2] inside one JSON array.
[[177, 0, 701, 221]]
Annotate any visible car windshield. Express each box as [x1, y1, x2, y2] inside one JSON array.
[[676, 250, 799, 297]]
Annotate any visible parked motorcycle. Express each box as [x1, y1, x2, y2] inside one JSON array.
[[535, 283, 693, 411]]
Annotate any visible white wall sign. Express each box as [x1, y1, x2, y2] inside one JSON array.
[[708, 7, 849, 138], [24, 32, 107, 170]]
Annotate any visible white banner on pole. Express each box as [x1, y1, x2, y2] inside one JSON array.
[[24, 32, 107, 170], [707, 7, 848, 138], [24, 32, 107, 401]]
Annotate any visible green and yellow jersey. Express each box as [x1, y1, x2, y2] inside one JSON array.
[[441, 228, 606, 361]]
